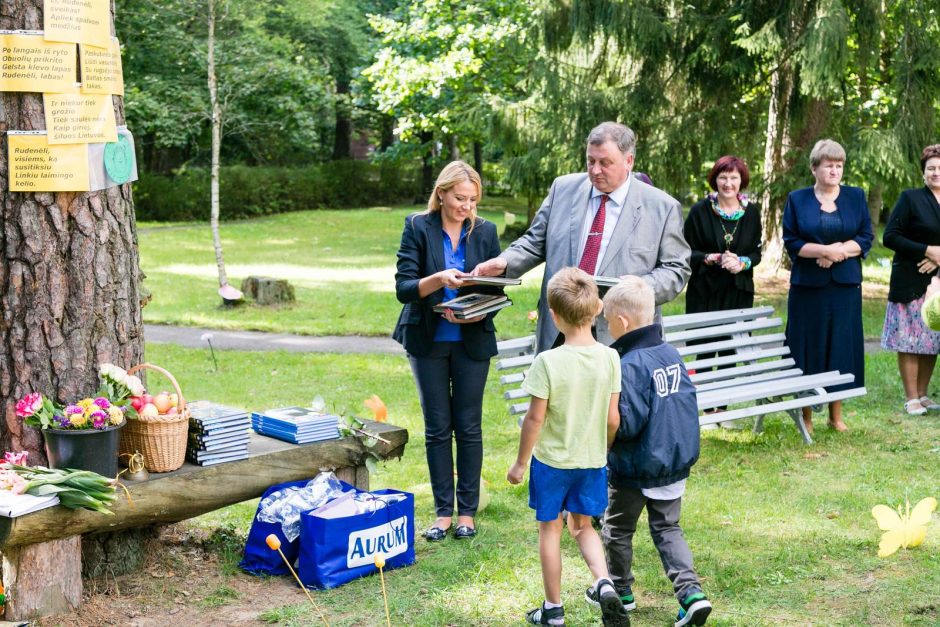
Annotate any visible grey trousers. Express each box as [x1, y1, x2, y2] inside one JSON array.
[[601, 484, 703, 602]]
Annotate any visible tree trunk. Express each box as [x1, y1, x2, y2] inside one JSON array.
[[760, 64, 794, 271], [447, 135, 459, 161], [418, 130, 434, 202], [473, 140, 483, 177], [332, 78, 351, 160], [380, 114, 395, 151], [0, 0, 143, 617], [207, 0, 228, 288]]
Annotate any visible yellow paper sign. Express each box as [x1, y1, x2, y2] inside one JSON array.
[[44, 0, 111, 47], [43, 93, 117, 144], [8, 134, 90, 192], [79, 38, 123, 95], [0, 33, 77, 93]]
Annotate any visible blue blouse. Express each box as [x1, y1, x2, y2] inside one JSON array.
[[818, 209, 843, 244], [433, 226, 468, 342]]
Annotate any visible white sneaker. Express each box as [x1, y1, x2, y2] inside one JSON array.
[[904, 399, 927, 416]]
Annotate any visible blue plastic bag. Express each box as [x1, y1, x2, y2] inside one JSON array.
[[297, 489, 415, 589], [239, 478, 354, 576]]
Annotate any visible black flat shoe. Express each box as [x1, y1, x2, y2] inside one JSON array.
[[423, 526, 449, 541], [454, 525, 477, 539]]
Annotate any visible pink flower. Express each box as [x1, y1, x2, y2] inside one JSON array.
[[93, 397, 111, 410], [0, 471, 27, 494], [91, 410, 109, 429], [14, 393, 42, 418], [3, 451, 28, 466]]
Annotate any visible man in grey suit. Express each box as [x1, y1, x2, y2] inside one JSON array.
[[472, 122, 691, 352]]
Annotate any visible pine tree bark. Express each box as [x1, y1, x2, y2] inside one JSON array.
[[0, 0, 144, 459], [0, 1, 143, 615]]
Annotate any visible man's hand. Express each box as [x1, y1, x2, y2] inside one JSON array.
[[506, 461, 527, 485], [471, 257, 508, 277]]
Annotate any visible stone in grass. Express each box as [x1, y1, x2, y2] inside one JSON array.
[[240, 276, 295, 305]]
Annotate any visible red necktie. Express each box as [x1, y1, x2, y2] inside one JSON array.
[[578, 194, 607, 275]]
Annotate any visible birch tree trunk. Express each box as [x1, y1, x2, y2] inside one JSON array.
[[208, 0, 228, 289], [0, 0, 144, 617], [760, 64, 794, 271]]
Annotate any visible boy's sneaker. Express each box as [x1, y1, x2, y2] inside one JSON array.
[[525, 602, 565, 626], [675, 592, 712, 627], [585, 584, 637, 612], [584, 578, 630, 626]]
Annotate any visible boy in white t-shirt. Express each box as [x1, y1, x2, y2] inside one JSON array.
[[601, 276, 711, 627], [507, 267, 629, 627]]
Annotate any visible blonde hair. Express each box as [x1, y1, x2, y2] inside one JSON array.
[[603, 276, 654, 326], [426, 160, 483, 236], [547, 267, 601, 327], [809, 139, 846, 168]]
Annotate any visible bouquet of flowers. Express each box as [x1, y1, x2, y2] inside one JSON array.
[[0, 451, 119, 513], [14, 363, 143, 431]]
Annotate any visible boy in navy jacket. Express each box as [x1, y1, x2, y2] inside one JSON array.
[[599, 276, 712, 627]]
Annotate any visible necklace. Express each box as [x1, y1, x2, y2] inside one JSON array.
[[707, 193, 745, 250]]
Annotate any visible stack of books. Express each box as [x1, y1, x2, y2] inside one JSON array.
[[433, 293, 512, 319], [187, 401, 251, 466], [251, 406, 341, 444]]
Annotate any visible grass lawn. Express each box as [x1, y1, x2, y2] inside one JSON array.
[[146, 341, 940, 626], [138, 201, 894, 341]]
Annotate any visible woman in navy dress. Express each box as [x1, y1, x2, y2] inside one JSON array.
[[394, 161, 503, 541], [783, 139, 873, 433], [881, 144, 940, 415]]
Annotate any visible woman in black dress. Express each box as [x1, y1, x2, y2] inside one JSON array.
[[684, 155, 763, 314]]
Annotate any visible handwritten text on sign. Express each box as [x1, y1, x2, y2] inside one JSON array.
[[44, 0, 111, 47], [0, 33, 77, 93], [8, 134, 90, 192], [43, 93, 117, 144], [79, 38, 123, 95]]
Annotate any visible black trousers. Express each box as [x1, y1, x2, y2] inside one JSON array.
[[408, 341, 490, 518]]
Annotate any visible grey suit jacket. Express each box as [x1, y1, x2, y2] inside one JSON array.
[[501, 172, 691, 352]]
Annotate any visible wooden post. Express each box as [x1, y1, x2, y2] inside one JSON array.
[[3, 537, 82, 619]]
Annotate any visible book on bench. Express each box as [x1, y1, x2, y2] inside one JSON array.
[[0, 491, 59, 518]]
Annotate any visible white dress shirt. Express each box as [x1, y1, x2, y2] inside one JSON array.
[[577, 176, 632, 272]]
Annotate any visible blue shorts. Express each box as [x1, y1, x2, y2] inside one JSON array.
[[528, 457, 608, 522]]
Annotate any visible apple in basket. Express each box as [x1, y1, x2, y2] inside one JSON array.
[[139, 403, 159, 419], [153, 392, 173, 414]]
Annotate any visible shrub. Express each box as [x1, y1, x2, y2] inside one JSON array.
[[133, 160, 420, 221]]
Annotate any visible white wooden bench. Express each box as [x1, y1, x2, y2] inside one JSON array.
[[494, 306, 867, 444]]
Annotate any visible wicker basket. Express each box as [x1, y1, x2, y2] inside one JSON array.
[[119, 363, 190, 472]]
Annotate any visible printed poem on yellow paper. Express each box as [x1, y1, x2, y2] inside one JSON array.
[[79, 39, 123, 95], [44, 0, 111, 47], [8, 134, 90, 192], [43, 93, 117, 143], [0, 34, 76, 92]]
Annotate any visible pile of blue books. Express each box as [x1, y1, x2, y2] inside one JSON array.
[[187, 401, 251, 466], [250, 406, 340, 444]]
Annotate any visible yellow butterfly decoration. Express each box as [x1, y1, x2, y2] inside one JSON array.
[[871, 497, 937, 557]]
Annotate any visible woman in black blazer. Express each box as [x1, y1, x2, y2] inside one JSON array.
[[783, 139, 873, 433], [394, 161, 502, 541], [880, 144, 940, 416]]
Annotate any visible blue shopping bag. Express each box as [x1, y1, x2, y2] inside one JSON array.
[[240, 478, 355, 576], [296, 489, 415, 589]]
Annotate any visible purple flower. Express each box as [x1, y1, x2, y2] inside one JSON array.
[[93, 397, 111, 410], [91, 410, 109, 429], [54, 414, 71, 428], [65, 404, 83, 415]]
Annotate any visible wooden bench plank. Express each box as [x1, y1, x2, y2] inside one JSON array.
[[496, 336, 536, 356], [701, 386, 868, 426], [697, 372, 853, 409], [677, 333, 786, 357], [496, 354, 535, 370], [666, 317, 782, 344], [504, 388, 531, 400], [662, 306, 775, 331], [499, 372, 525, 385], [686, 346, 791, 371], [0, 422, 407, 550], [689, 358, 797, 384], [694, 368, 803, 392]]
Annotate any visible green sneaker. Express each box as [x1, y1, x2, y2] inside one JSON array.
[[675, 592, 712, 627]]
